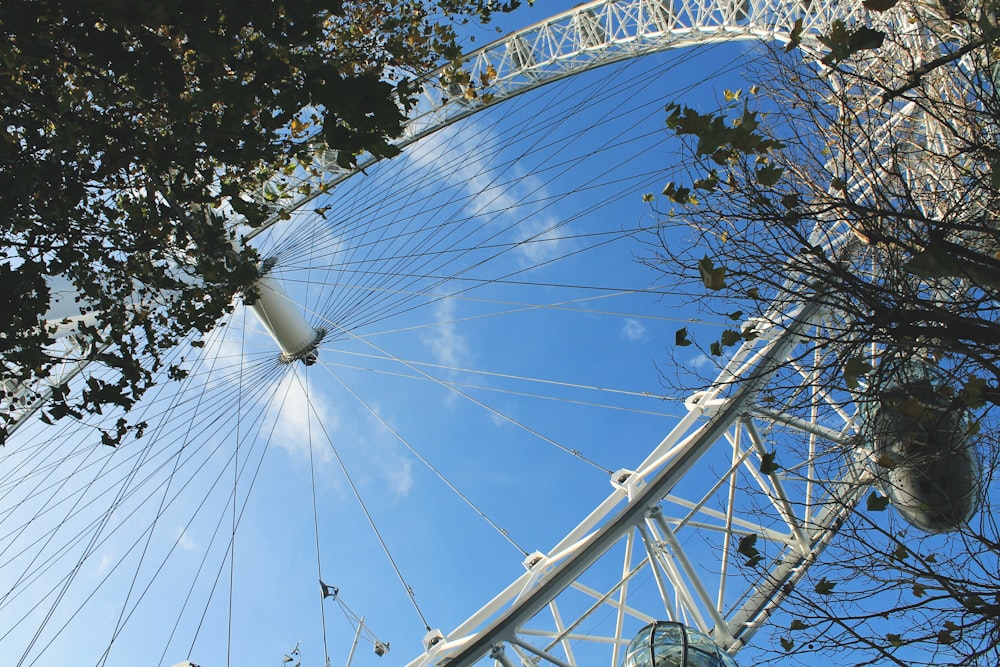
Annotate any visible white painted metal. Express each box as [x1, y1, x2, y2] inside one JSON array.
[[404, 257, 873, 666], [8, 0, 860, 445], [245, 0, 864, 241], [248, 273, 322, 363], [5, 0, 972, 665]]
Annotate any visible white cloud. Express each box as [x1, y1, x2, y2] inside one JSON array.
[[383, 456, 414, 497], [350, 403, 415, 499], [266, 371, 338, 460], [688, 353, 713, 370], [402, 119, 570, 267], [621, 318, 647, 342], [422, 297, 471, 370], [95, 552, 113, 576], [176, 529, 197, 553]]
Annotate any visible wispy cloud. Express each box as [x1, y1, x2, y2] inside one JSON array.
[[688, 353, 713, 370], [176, 529, 197, 553], [621, 318, 647, 342], [421, 297, 471, 371], [384, 458, 414, 497], [266, 371, 339, 460], [402, 119, 571, 267], [341, 402, 416, 499]]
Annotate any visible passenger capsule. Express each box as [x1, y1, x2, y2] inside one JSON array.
[[623, 621, 737, 667], [868, 366, 980, 533]]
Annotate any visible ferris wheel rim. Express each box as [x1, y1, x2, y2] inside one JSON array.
[[5, 3, 976, 664], [244, 0, 863, 242]]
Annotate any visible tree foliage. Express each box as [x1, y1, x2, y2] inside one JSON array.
[[0, 0, 516, 444], [647, 1, 1000, 663]]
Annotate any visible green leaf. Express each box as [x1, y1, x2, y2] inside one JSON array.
[[737, 534, 760, 558], [756, 164, 784, 186], [866, 492, 890, 512], [721, 329, 743, 347], [662, 182, 694, 204], [876, 452, 898, 468], [779, 637, 795, 651], [780, 193, 800, 209], [737, 534, 763, 566], [903, 246, 962, 278], [693, 172, 720, 192], [863, 0, 899, 10], [727, 310, 744, 321], [789, 619, 810, 631], [937, 628, 957, 644], [887, 633, 904, 647], [675, 328, 693, 347], [710, 341, 723, 356], [843, 356, 873, 390], [913, 582, 926, 598], [961, 376, 987, 408], [785, 17, 804, 52], [698, 256, 727, 291], [759, 450, 780, 474], [819, 22, 886, 66], [961, 593, 986, 611], [893, 543, 910, 561], [814, 577, 836, 595], [850, 25, 887, 50]]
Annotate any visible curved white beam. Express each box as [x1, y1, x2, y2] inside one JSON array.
[[247, 0, 863, 239]]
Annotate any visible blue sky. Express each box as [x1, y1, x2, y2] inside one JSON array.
[[0, 5, 831, 667]]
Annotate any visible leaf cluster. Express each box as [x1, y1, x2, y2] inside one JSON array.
[[0, 0, 515, 444], [649, 7, 1000, 665]]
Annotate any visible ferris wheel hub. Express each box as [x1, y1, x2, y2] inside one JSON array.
[[247, 259, 325, 365]]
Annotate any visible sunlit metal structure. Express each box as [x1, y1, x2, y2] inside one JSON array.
[[2, 0, 984, 666]]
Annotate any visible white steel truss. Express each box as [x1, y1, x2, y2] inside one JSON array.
[[404, 244, 876, 666], [11, 0, 866, 474], [10, 1, 973, 666], [244, 0, 863, 240]]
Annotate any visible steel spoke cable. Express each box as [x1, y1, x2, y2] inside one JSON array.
[[323, 287, 694, 342], [320, 348, 676, 402], [270, 158, 672, 340], [315, 315, 613, 474], [261, 44, 766, 337], [95, 314, 264, 667], [289, 364, 433, 632], [40, 385, 277, 667], [273, 280, 712, 332], [264, 56, 648, 332], [319, 360, 530, 555], [0, 336, 280, 530], [262, 38, 752, 306], [292, 213, 647, 341], [0, 358, 283, 575], [332, 592, 387, 646], [318, 360, 685, 418], [315, 209, 657, 339], [227, 315, 246, 667], [0, 353, 285, 650], [177, 362, 305, 663], [2, 380, 282, 654], [300, 364, 333, 666]]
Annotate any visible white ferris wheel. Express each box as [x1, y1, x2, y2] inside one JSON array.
[[0, 1, 984, 667]]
